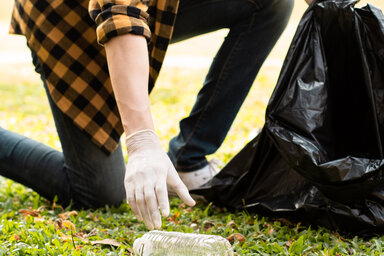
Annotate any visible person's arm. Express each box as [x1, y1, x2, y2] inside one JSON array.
[[105, 34, 153, 135], [89, 0, 195, 230], [104, 34, 195, 230]]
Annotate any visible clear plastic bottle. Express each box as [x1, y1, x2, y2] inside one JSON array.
[[132, 230, 234, 256]]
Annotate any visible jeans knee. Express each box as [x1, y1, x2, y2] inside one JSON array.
[[67, 164, 125, 209], [72, 182, 125, 209], [257, 0, 294, 33], [95, 187, 125, 208], [273, 0, 295, 21]]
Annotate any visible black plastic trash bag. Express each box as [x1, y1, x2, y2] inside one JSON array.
[[195, 0, 384, 234]]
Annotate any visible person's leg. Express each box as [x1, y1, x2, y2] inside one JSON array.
[[0, 128, 72, 205], [168, 0, 294, 172], [0, 51, 126, 208], [42, 79, 126, 208]]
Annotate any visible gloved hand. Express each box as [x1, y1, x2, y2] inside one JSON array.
[[125, 129, 196, 230]]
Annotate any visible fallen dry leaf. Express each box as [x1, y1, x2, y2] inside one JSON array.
[[54, 218, 63, 229], [54, 218, 76, 231], [62, 220, 76, 231], [227, 220, 238, 229], [167, 212, 182, 224], [226, 233, 245, 245], [203, 220, 215, 230], [184, 207, 194, 213], [74, 232, 87, 239], [75, 245, 84, 250], [59, 211, 78, 220], [19, 209, 41, 218], [172, 212, 181, 220], [276, 218, 293, 226], [76, 228, 97, 239], [87, 228, 98, 238], [59, 233, 74, 243], [178, 203, 187, 209], [59, 231, 89, 244], [73, 228, 97, 244], [90, 239, 122, 247]]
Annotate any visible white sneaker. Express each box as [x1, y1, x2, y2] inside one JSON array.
[[177, 160, 221, 190]]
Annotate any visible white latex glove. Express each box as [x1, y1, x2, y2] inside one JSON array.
[[125, 129, 196, 230]]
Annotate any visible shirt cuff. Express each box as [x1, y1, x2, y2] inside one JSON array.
[[92, 4, 151, 45]]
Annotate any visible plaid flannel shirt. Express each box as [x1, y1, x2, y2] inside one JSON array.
[[9, 0, 179, 153]]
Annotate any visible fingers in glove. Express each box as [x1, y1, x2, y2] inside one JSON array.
[[168, 169, 196, 206], [174, 183, 196, 206], [155, 180, 170, 217], [126, 186, 143, 221], [136, 187, 154, 230], [144, 184, 162, 229]]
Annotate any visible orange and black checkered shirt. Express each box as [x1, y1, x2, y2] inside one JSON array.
[[9, 0, 179, 153]]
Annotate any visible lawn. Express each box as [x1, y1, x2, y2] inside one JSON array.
[[2, 0, 384, 255], [2, 67, 384, 255]]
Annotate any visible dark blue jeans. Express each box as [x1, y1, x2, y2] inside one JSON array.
[[0, 52, 126, 209], [168, 0, 294, 171]]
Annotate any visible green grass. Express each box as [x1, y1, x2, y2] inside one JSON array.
[[1, 68, 384, 255]]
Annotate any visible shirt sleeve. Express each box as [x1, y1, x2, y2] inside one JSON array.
[[89, 0, 151, 45]]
